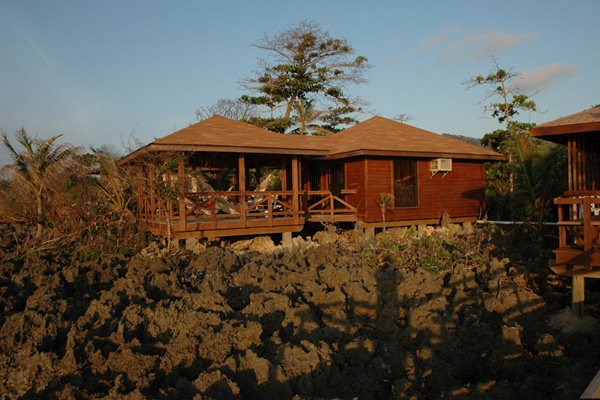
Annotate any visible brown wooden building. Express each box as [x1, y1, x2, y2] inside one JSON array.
[[531, 106, 600, 315], [121, 115, 503, 241]]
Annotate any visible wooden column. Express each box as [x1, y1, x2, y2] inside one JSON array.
[[583, 196, 592, 270], [238, 153, 246, 227], [292, 155, 299, 224], [149, 167, 156, 222], [178, 159, 186, 232], [166, 170, 173, 224], [302, 161, 309, 217], [281, 157, 287, 191], [568, 138, 573, 191], [138, 165, 144, 222]]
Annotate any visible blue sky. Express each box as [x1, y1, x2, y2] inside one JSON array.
[[1, 0, 598, 166]]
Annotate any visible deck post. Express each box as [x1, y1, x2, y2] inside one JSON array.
[[149, 167, 156, 223], [137, 165, 144, 223], [583, 196, 592, 269], [572, 275, 585, 316], [418, 224, 425, 238], [177, 159, 186, 232], [238, 153, 246, 228], [281, 157, 287, 191], [292, 155, 299, 224]]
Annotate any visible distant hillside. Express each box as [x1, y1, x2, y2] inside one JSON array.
[[443, 133, 483, 147]]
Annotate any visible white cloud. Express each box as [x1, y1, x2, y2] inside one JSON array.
[[514, 63, 580, 92], [463, 30, 540, 60], [419, 28, 541, 63], [417, 27, 461, 51]]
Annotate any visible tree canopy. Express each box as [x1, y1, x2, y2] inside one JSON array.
[[195, 98, 258, 122], [463, 56, 536, 127], [240, 20, 370, 133]]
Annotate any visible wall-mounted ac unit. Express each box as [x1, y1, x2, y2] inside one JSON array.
[[430, 158, 452, 178], [431, 158, 452, 172]]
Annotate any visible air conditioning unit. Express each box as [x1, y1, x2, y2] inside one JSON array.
[[431, 158, 452, 172], [430, 158, 452, 178]]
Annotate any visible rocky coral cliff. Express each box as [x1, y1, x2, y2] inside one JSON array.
[[0, 225, 598, 399]]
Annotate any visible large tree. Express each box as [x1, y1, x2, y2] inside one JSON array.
[[2, 129, 79, 238], [463, 56, 538, 195], [463, 56, 537, 128], [464, 57, 565, 234], [240, 20, 370, 131]]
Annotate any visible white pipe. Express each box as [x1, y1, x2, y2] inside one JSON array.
[[476, 220, 559, 226]]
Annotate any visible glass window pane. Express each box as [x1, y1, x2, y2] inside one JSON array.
[[394, 160, 417, 207]]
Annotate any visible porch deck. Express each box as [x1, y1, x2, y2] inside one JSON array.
[[138, 190, 358, 239]]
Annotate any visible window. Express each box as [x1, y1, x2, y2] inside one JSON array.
[[394, 160, 418, 207]]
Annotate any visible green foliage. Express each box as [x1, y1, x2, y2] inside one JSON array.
[[356, 228, 490, 274], [510, 132, 568, 231], [320, 105, 361, 133], [241, 116, 293, 133], [290, 99, 333, 135], [90, 148, 132, 214], [377, 192, 394, 232]]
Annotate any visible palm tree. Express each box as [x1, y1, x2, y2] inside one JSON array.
[[292, 100, 332, 135], [2, 128, 79, 238]]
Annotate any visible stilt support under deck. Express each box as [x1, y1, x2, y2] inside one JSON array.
[[282, 231, 292, 248], [364, 227, 375, 243], [549, 261, 600, 316], [572, 275, 585, 317]]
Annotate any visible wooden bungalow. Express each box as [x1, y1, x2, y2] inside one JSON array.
[[531, 106, 600, 315], [120, 115, 503, 243]]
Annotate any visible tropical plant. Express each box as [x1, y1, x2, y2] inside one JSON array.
[[509, 127, 567, 236], [90, 147, 133, 217], [377, 192, 394, 232], [1, 128, 79, 238], [291, 99, 332, 135]]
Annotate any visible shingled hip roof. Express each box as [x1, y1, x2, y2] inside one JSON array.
[[120, 115, 504, 163], [326, 116, 504, 160]]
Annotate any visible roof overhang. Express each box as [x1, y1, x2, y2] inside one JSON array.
[[119, 143, 330, 165], [532, 122, 600, 138]]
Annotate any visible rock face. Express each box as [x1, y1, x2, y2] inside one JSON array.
[[0, 226, 599, 400]]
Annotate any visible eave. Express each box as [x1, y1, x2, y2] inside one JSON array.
[[532, 122, 600, 137], [326, 149, 506, 161]]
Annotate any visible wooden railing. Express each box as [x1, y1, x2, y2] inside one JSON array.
[[138, 189, 358, 233], [555, 193, 600, 269], [305, 190, 357, 220]]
